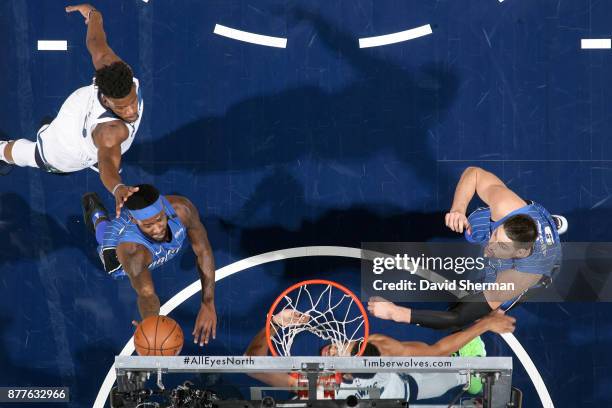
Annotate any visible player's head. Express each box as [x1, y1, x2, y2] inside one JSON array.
[[350, 341, 380, 379], [125, 184, 169, 242], [485, 214, 537, 259], [320, 340, 380, 358], [95, 61, 139, 123], [319, 340, 381, 381]]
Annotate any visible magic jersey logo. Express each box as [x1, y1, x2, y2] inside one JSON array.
[[544, 226, 554, 246], [535, 220, 555, 255], [149, 247, 182, 269]]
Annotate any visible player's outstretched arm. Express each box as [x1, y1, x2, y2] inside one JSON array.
[[94, 123, 138, 217], [244, 311, 305, 388], [245, 327, 270, 357], [367, 297, 412, 323], [172, 197, 217, 347], [446, 167, 526, 232], [484, 268, 542, 310], [393, 312, 516, 356], [245, 311, 310, 357], [372, 290, 506, 331], [116, 242, 159, 320], [244, 328, 297, 388], [445, 167, 479, 234], [66, 4, 121, 69]]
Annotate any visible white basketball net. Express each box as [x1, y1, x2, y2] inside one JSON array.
[[269, 283, 367, 356]]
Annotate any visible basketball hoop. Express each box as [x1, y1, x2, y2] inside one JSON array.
[[265, 279, 369, 357]]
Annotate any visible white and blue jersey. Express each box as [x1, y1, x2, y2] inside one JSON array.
[[334, 372, 464, 402], [36, 78, 143, 173], [465, 201, 561, 282], [98, 196, 187, 279], [335, 373, 414, 401]]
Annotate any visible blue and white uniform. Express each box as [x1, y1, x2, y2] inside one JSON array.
[[98, 196, 187, 279], [36, 78, 143, 173], [334, 372, 465, 402], [465, 201, 561, 282]]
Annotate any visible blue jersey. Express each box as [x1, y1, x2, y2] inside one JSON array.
[[464, 201, 561, 281], [98, 196, 187, 279]]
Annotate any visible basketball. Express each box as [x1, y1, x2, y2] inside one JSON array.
[[134, 315, 184, 356]]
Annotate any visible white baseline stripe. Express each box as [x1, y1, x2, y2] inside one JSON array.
[[93, 246, 554, 407], [37, 40, 67, 51], [214, 24, 287, 48], [581, 39, 611, 49], [359, 24, 432, 48]]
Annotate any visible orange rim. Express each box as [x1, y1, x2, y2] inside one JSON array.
[[265, 279, 369, 356]]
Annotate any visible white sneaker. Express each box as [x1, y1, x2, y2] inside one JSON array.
[[551, 215, 568, 235]]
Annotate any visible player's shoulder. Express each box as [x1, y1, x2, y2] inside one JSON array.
[[93, 120, 129, 145], [95, 119, 129, 133], [367, 333, 389, 342], [109, 214, 131, 228], [166, 195, 195, 209], [112, 217, 147, 242], [366, 333, 394, 349], [74, 82, 96, 95], [492, 198, 529, 221], [166, 195, 199, 222], [468, 206, 491, 219], [116, 240, 149, 261], [525, 202, 551, 221]]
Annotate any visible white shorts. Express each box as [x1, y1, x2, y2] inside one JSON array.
[[36, 87, 98, 173]]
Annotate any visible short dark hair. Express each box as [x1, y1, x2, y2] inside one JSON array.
[[350, 341, 380, 357], [350, 341, 380, 379], [502, 214, 537, 249], [125, 184, 160, 210], [95, 61, 134, 99]]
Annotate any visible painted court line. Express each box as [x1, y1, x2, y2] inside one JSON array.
[[581, 39, 611, 49], [214, 24, 287, 48], [501, 333, 554, 407], [37, 40, 67, 51], [359, 24, 432, 48], [93, 246, 554, 408]]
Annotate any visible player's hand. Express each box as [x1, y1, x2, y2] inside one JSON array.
[[65, 4, 97, 24], [481, 311, 516, 334], [114, 185, 139, 218], [193, 301, 217, 347], [445, 210, 472, 234], [367, 297, 405, 322], [272, 310, 310, 327]]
